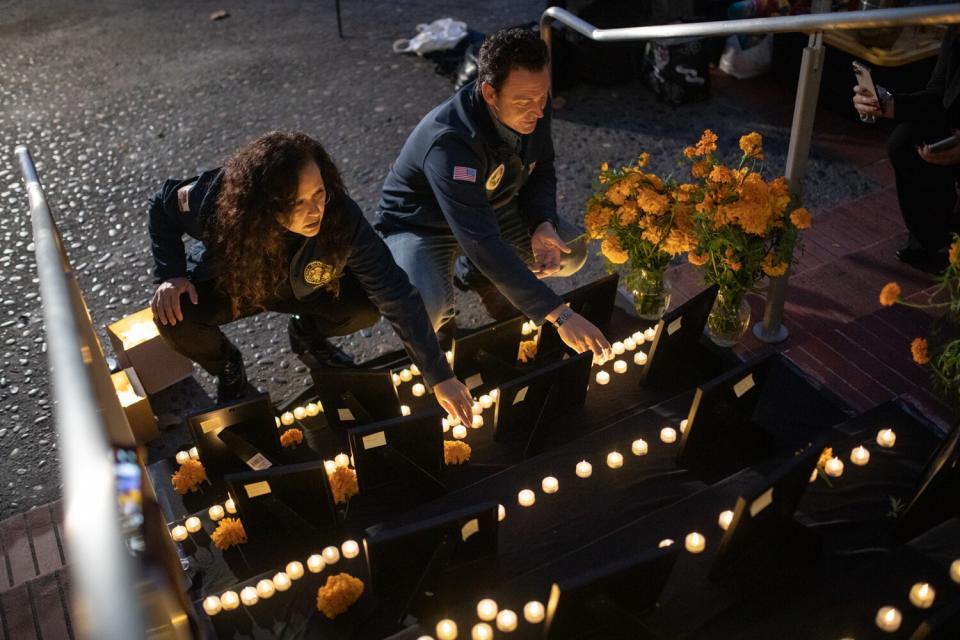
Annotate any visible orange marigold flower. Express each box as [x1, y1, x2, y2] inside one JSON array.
[[683, 146, 697, 159], [606, 182, 628, 206], [443, 440, 472, 465], [601, 233, 629, 264], [950, 239, 960, 266], [280, 427, 303, 448], [694, 129, 718, 156], [615, 203, 639, 226], [600, 162, 609, 171], [739, 131, 763, 158], [879, 282, 900, 307], [911, 337, 930, 365], [211, 517, 247, 550], [316, 573, 364, 619], [328, 467, 359, 505], [724, 247, 742, 272], [662, 228, 694, 256], [691, 161, 709, 179], [517, 337, 539, 363], [584, 203, 612, 240], [687, 249, 709, 266], [761, 253, 789, 277], [817, 447, 834, 469], [708, 164, 734, 185], [789, 207, 812, 230], [637, 152, 650, 167], [636, 188, 669, 215], [171, 459, 206, 495]]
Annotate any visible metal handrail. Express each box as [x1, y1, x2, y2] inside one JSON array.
[[17, 145, 147, 639], [542, 5, 960, 343]]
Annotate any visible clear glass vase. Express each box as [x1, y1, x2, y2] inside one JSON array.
[[626, 268, 672, 321], [706, 291, 751, 347]]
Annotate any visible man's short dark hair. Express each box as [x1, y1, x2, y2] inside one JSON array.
[[477, 28, 549, 91]]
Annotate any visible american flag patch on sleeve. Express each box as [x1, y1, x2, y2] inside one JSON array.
[[452, 165, 477, 183]]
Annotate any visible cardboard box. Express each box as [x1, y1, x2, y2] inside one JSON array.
[[112, 368, 159, 444], [106, 307, 194, 394]]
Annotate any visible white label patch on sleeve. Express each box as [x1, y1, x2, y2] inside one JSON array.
[[176, 182, 196, 213]]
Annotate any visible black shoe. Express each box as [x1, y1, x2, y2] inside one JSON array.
[[296, 339, 356, 370], [472, 280, 520, 321], [216, 350, 258, 403], [896, 244, 949, 274]]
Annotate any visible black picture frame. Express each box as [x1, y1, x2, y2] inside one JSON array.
[[895, 421, 960, 542], [452, 315, 526, 393], [536, 273, 619, 364], [311, 369, 402, 432], [638, 284, 718, 386]]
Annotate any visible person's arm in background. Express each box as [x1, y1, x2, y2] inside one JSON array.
[[149, 180, 197, 326]]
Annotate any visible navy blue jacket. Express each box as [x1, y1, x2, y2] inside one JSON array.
[[375, 81, 564, 324], [148, 170, 454, 386]]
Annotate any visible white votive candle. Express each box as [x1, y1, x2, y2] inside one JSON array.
[[281, 412, 295, 426], [952, 559, 960, 583], [225, 498, 236, 514], [718, 510, 734, 531], [175, 451, 190, 465], [613, 359, 628, 374], [658, 538, 674, 548], [595, 371, 610, 385], [606, 451, 624, 468], [685, 532, 706, 554], [660, 427, 677, 444], [877, 428, 896, 448], [220, 590, 239, 611], [631, 439, 648, 456], [850, 446, 870, 466], [208, 505, 225, 521], [472, 401, 483, 415], [399, 368, 413, 382], [875, 606, 902, 632], [306, 402, 320, 416], [323, 460, 336, 475], [624, 337, 637, 351], [824, 457, 844, 478], [307, 554, 325, 573], [240, 586, 258, 607], [680, 418, 689, 433], [498, 504, 506, 521], [442, 418, 450, 432], [436, 619, 457, 640], [644, 327, 656, 341], [392, 373, 402, 386], [203, 595, 222, 616], [471, 415, 484, 429], [524, 600, 545, 624], [576, 460, 592, 478], [185, 516, 202, 533], [612, 341, 625, 355], [496, 609, 518, 632], [909, 582, 936, 609], [521, 321, 534, 336], [412, 383, 426, 397], [286, 561, 304, 580], [275, 416, 281, 428], [334, 453, 350, 468], [401, 405, 411, 416], [477, 598, 498, 621], [170, 525, 188, 542], [471, 623, 493, 640], [489, 388, 499, 401], [479, 394, 493, 409], [541, 476, 559, 494], [453, 425, 468, 439], [632, 331, 645, 344], [447, 413, 461, 427], [410, 364, 420, 377], [341, 540, 360, 559], [293, 406, 306, 420], [633, 351, 648, 366], [256, 579, 275, 599], [189, 447, 200, 460], [518, 489, 536, 507], [446, 350, 454, 364], [322, 546, 340, 565], [273, 572, 291, 592]]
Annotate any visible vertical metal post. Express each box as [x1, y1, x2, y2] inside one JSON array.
[[335, 0, 343, 38], [753, 30, 825, 344]]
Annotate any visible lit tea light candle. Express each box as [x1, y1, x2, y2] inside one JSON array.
[[446, 350, 454, 364], [412, 383, 426, 397], [273, 572, 291, 592], [323, 460, 336, 475], [401, 405, 411, 416], [680, 418, 689, 433], [399, 368, 413, 382], [518, 489, 536, 507], [951, 559, 960, 583], [170, 525, 187, 542], [489, 388, 499, 401], [595, 371, 610, 385], [189, 447, 200, 460], [632, 331, 645, 344], [447, 413, 461, 427], [685, 532, 706, 554], [453, 425, 468, 439], [496, 609, 518, 633], [286, 561, 304, 580], [185, 516, 202, 533], [442, 418, 450, 432], [410, 364, 421, 377], [576, 460, 592, 478], [280, 412, 295, 426], [613, 360, 628, 374], [612, 341, 625, 355], [203, 595, 222, 616], [909, 582, 935, 609], [220, 590, 239, 611], [631, 439, 648, 456], [524, 600, 545, 624], [334, 453, 350, 468], [875, 606, 902, 633], [479, 394, 493, 409], [658, 538, 674, 548], [606, 451, 624, 469], [660, 427, 677, 444], [175, 451, 190, 465], [644, 327, 657, 341], [498, 504, 506, 521], [341, 540, 360, 559], [477, 598, 498, 621], [293, 406, 306, 421], [877, 428, 896, 448], [208, 505, 225, 521], [240, 586, 258, 607], [322, 546, 340, 565], [306, 402, 320, 416], [436, 619, 457, 640], [633, 351, 647, 366], [623, 337, 637, 351], [471, 623, 493, 640], [824, 457, 844, 478], [850, 446, 870, 466], [541, 476, 559, 494], [275, 416, 281, 428], [256, 579, 275, 599], [392, 373, 402, 386], [307, 554, 325, 573], [809, 468, 818, 483], [472, 401, 483, 415], [718, 510, 734, 531], [225, 498, 236, 514], [471, 415, 484, 429]]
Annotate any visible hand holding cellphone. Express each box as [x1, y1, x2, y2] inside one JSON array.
[[926, 135, 959, 153], [852, 61, 879, 124]]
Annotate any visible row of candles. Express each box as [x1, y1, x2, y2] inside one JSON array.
[[199, 539, 363, 615], [873, 559, 960, 632], [430, 597, 546, 639], [593, 329, 656, 385], [817, 428, 897, 480], [169, 496, 239, 541]]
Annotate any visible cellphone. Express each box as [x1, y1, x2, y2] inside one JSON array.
[[926, 135, 959, 153], [852, 61, 879, 123]]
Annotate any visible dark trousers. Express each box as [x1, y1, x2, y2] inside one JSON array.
[[155, 273, 380, 376], [888, 121, 960, 250]]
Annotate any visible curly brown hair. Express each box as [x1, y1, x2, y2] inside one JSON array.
[[210, 131, 350, 315]]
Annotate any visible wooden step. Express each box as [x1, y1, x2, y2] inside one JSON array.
[[0, 501, 67, 595], [0, 567, 73, 640]]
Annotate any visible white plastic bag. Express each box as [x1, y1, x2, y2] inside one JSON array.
[[393, 18, 468, 56], [718, 34, 773, 79]]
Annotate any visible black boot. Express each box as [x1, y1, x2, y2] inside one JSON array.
[[288, 316, 355, 370], [216, 348, 258, 404], [453, 256, 519, 321]]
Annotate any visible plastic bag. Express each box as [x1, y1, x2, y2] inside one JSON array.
[[393, 18, 468, 56], [718, 33, 773, 79]]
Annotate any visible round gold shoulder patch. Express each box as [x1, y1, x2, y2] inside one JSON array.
[[485, 163, 505, 191], [303, 261, 336, 286]]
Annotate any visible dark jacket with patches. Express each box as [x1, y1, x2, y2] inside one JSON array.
[[375, 81, 564, 324], [147, 169, 454, 386]]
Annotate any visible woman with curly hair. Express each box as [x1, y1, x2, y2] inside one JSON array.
[[148, 131, 473, 424]]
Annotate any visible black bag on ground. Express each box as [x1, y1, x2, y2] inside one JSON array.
[[641, 32, 710, 105]]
